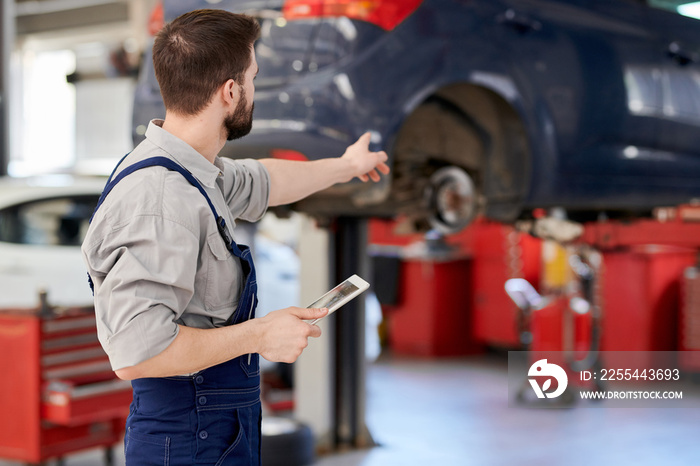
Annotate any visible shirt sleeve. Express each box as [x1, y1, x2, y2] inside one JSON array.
[[83, 214, 199, 371], [220, 158, 270, 222]]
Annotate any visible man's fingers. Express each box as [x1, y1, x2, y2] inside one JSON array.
[[358, 153, 389, 183], [308, 324, 322, 338], [351, 132, 371, 150], [359, 132, 372, 147], [289, 307, 329, 320]]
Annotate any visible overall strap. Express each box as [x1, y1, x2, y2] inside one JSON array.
[[88, 156, 240, 293]]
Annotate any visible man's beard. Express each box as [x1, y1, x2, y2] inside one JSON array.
[[224, 90, 254, 141]]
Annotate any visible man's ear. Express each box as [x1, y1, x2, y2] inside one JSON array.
[[221, 79, 238, 106]]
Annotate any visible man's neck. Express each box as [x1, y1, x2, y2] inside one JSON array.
[[161, 111, 226, 164]]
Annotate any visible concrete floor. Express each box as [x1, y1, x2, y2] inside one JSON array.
[[3, 354, 700, 465], [318, 355, 700, 466]]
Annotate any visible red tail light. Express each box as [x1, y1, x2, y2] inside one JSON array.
[[282, 0, 423, 31], [148, 1, 164, 36], [271, 149, 309, 161]]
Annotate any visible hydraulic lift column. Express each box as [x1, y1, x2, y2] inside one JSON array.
[[0, 0, 13, 176], [332, 217, 372, 449]]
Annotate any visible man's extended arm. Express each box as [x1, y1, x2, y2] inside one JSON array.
[[260, 132, 390, 206]]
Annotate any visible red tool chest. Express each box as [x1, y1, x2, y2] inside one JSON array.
[[0, 302, 131, 464], [680, 267, 700, 370], [530, 298, 592, 355], [384, 257, 480, 357], [369, 218, 542, 354], [577, 208, 700, 369], [600, 245, 696, 352], [471, 222, 542, 348]]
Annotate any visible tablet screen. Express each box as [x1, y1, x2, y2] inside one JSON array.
[[307, 280, 360, 311]]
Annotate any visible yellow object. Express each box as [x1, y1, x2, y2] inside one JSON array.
[[541, 240, 573, 292]]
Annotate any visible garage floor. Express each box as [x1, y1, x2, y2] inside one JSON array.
[[2, 354, 699, 466], [318, 354, 700, 466]]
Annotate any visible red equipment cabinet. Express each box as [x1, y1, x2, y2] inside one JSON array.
[[530, 298, 592, 355], [680, 267, 700, 370], [384, 257, 480, 357], [369, 218, 541, 354], [575, 209, 700, 370], [471, 222, 541, 348], [600, 245, 696, 353], [0, 303, 131, 464]]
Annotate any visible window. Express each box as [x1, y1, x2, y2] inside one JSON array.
[[10, 49, 76, 176]]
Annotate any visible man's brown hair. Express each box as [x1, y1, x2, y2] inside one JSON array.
[[153, 9, 260, 116]]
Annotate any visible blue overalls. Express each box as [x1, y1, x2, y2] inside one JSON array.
[[90, 156, 262, 465]]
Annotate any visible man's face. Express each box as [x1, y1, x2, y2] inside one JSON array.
[[224, 48, 258, 141]]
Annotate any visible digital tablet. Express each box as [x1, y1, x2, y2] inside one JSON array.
[[307, 274, 370, 324]]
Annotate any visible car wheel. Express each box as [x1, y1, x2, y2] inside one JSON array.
[[391, 96, 486, 232], [425, 165, 478, 234]]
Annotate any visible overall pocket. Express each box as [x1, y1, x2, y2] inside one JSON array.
[[240, 352, 261, 378], [125, 427, 171, 466], [214, 425, 246, 466], [214, 406, 259, 466], [197, 407, 250, 464]]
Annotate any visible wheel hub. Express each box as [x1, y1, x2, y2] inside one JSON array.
[[425, 166, 477, 234]]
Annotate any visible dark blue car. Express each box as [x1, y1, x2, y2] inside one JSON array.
[[133, 0, 700, 232]]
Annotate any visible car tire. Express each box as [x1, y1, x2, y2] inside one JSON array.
[[391, 96, 486, 232]]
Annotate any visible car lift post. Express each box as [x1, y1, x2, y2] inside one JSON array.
[[332, 217, 372, 449], [0, 0, 13, 176]]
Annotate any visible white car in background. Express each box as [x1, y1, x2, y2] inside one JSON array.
[[0, 175, 105, 308], [0, 175, 303, 313]]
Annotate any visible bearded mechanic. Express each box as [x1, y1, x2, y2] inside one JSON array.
[[81, 9, 389, 465]]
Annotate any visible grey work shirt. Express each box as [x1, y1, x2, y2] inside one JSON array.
[[82, 120, 270, 371]]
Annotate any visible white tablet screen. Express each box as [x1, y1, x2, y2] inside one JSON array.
[[308, 281, 360, 311]]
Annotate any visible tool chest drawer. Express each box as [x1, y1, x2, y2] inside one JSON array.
[[43, 379, 132, 426], [0, 303, 130, 463]]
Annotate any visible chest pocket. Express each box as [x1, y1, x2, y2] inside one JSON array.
[[205, 231, 241, 313]]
